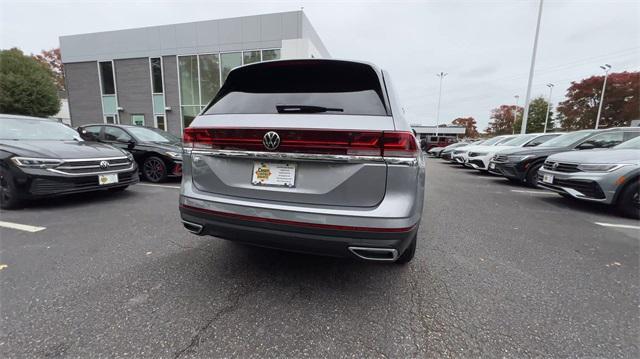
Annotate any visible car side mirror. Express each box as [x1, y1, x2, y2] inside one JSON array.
[[127, 140, 136, 149], [577, 142, 595, 150]]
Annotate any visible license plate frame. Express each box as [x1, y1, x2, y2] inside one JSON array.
[[251, 161, 296, 188], [98, 173, 119, 185], [542, 174, 554, 184]]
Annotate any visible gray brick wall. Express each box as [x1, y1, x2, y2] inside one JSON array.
[[114, 58, 153, 126], [65, 61, 102, 126], [162, 55, 181, 136]]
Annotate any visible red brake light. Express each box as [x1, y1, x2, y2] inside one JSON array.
[[382, 132, 419, 157], [183, 128, 418, 158]]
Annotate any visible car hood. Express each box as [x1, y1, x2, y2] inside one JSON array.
[[137, 141, 182, 153], [465, 144, 514, 153], [0, 140, 128, 159], [547, 149, 640, 164], [497, 146, 567, 156]]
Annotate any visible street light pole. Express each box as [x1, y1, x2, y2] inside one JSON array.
[[595, 64, 612, 129], [543, 83, 554, 133], [512, 95, 520, 134], [520, 0, 544, 134], [435, 72, 447, 137]]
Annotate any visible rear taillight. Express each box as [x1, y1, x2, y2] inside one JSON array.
[[183, 128, 418, 158]]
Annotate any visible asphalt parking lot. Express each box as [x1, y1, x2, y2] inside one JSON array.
[[1, 157, 638, 358]]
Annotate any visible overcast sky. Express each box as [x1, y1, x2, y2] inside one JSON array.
[[1, 0, 638, 130]]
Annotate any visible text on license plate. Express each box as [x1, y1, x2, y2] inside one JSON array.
[[98, 173, 119, 185], [252, 162, 296, 187], [542, 174, 554, 184]]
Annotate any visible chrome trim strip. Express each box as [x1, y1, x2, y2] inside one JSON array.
[[14, 156, 129, 163], [191, 149, 385, 163], [56, 164, 130, 170], [189, 149, 419, 166], [46, 164, 136, 176]]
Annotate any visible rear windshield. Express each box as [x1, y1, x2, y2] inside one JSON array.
[[203, 60, 390, 116]]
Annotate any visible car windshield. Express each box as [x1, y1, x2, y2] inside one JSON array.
[[500, 134, 537, 146], [481, 136, 507, 146], [613, 136, 640, 149], [0, 117, 82, 141], [538, 131, 596, 147], [127, 127, 180, 143]]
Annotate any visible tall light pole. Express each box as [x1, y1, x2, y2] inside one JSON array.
[[595, 64, 612, 129], [543, 83, 554, 133], [435, 72, 448, 136], [512, 95, 520, 134], [520, 0, 544, 134]]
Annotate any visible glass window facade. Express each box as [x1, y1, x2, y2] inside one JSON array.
[[261, 49, 281, 61], [243, 50, 261, 65], [99, 61, 115, 95], [178, 48, 280, 129], [150, 58, 163, 94]]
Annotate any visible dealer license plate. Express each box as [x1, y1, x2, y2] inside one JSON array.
[[251, 162, 296, 187], [98, 173, 119, 185], [542, 174, 554, 184]]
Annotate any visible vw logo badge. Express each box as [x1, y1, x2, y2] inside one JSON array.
[[99, 160, 110, 170], [263, 131, 281, 151], [551, 162, 559, 170]]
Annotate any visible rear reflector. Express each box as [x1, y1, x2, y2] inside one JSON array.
[[183, 128, 418, 158]]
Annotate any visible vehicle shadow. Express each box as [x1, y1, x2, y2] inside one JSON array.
[[537, 195, 623, 219], [19, 187, 139, 210]]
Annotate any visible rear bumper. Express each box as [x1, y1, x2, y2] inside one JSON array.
[[179, 203, 418, 259]]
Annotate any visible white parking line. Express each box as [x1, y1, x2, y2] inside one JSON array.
[[594, 222, 640, 230], [0, 221, 46, 233], [137, 183, 180, 189], [510, 189, 557, 195]]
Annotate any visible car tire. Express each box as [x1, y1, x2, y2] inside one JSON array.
[[395, 233, 417, 265], [142, 156, 168, 183], [617, 181, 640, 219], [525, 163, 543, 188], [0, 172, 22, 210]]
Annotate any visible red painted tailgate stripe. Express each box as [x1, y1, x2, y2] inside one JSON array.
[[180, 204, 416, 233]]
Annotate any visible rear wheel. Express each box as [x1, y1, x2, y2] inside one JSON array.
[[142, 156, 168, 183], [617, 181, 640, 219], [525, 163, 543, 188], [0, 172, 22, 210], [395, 233, 417, 264]]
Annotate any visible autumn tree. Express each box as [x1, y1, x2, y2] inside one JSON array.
[[33, 48, 65, 92], [485, 105, 522, 135], [514, 96, 553, 133], [0, 48, 60, 117], [451, 117, 479, 138], [557, 71, 639, 130]]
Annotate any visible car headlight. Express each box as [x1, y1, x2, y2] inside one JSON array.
[[11, 157, 63, 169], [507, 155, 533, 162], [166, 151, 182, 159], [125, 152, 134, 161], [576, 163, 628, 172]]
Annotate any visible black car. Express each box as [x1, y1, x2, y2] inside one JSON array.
[[488, 127, 640, 187], [0, 114, 139, 209], [77, 124, 182, 183]]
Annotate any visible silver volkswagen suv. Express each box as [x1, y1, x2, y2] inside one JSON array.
[[179, 59, 425, 263]]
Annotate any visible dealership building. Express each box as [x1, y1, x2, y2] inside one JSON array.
[[59, 11, 330, 135]]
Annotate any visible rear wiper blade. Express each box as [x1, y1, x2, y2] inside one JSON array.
[[276, 105, 344, 113]]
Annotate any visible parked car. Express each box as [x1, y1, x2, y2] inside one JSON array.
[[466, 133, 561, 172], [78, 124, 182, 183], [427, 146, 445, 157], [179, 59, 425, 263], [488, 127, 640, 187], [451, 135, 517, 164], [537, 136, 640, 218], [0, 114, 138, 209], [441, 141, 483, 161]]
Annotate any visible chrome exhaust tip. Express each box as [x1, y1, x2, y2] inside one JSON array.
[[348, 247, 398, 262], [182, 220, 204, 235]]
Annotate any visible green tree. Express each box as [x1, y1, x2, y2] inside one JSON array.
[[0, 48, 60, 117], [514, 96, 553, 133]]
